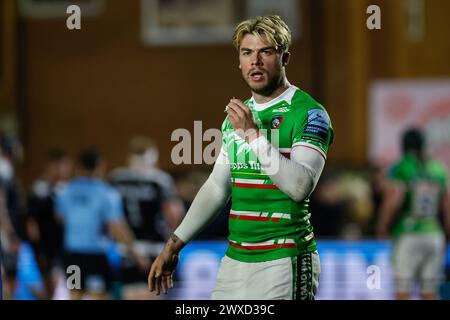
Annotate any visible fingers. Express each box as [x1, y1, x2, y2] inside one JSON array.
[[148, 253, 178, 296], [226, 101, 252, 130], [165, 273, 173, 291], [226, 98, 250, 116], [149, 266, 172, 296], [227, 102, 245, 119], [155, 274, 162, 296], [230, 98, 251, 114], [161, 275, 169, 295], [148, 260, 163, 294], [230, 99, 251, 115], [154, 273, 173, 295], [148, 263, 156, 292]]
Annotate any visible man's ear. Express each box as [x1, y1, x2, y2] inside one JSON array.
[[282, 52, 291, 66], [238, 64, 242, 69]]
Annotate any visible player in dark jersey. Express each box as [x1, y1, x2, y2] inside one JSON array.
[[109, 136, 184, 299], [26, 149, 72, 299]]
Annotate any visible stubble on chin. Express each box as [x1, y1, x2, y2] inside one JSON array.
[[246, 76, 282, 97]]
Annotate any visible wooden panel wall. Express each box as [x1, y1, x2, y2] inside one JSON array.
[[19, 0, 313, 183], [0, 0, 17, 116], [313, 0, 450, 168], [16, 0, 450, 183]]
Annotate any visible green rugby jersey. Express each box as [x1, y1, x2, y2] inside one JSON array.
[[389, 153, 448, 238], [221, 85, 334, 262]]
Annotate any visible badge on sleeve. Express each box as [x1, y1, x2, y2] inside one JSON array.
[[303, 109, 330, 141]]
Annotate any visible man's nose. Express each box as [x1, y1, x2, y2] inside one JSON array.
[[250, 52, 263, 66]]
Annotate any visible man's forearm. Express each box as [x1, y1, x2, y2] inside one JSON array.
[[109, 221, 136, 250], [377, 182, 404, 234], [377, 206, 393, 233]]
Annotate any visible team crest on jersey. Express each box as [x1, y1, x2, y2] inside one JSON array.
[[271, 115, 285, 129]]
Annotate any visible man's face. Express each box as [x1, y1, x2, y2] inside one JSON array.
[[48, 158, 73, 181], [58, 158, 73, 181], [238, 33, 286, 96]]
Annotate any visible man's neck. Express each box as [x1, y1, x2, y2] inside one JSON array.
[[252, 79, 290, 104], [76, 170, 97, 179]]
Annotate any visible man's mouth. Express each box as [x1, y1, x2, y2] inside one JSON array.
[[249, 70, 264, 81]]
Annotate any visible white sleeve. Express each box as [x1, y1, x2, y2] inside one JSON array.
[[174, 150, 231, 243], [249, 135, 325, 202]]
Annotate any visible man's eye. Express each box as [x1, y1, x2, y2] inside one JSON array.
[[242, 51, 251, 56], [262, 50, 272, 55]]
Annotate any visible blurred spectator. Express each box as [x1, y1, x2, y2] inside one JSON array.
[[376, 128, 450, 300], [366, 164, 389, 237], [56, 148, 147, 300], [25, 149, 73, 299], [0, 133, 25, 299], [109, 136, 184, 299], [310, 169, 375, 240], [309, 170, 347, 238], [339, 172, 373, 239]]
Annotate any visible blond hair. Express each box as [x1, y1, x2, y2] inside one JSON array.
[[232, 15, 291, 53]]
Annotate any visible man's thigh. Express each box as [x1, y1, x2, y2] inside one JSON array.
[[393, 235, 421, 292], [419, 234, 446, 294]]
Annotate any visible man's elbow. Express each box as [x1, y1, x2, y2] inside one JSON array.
[[289, 192, 305, 202], [288, 178, 314, 202]]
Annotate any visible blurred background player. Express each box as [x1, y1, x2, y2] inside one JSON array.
[[0, 170, 20, 300], [366, 164, 388, 237], [0, 133, 25, 299], [56, 148, 147, 300], [25, 149, 73, 299], [376, 128, 450, 300], [109, 136, 184, 299], [175, 171, 229, 240]]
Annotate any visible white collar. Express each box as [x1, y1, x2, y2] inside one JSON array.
[[250, 85, 298, 111]]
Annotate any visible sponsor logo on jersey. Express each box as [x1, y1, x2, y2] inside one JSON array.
[[272, 106, 290, 113], [271, 115, 285, 129], [303, 109, 329, 141]]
